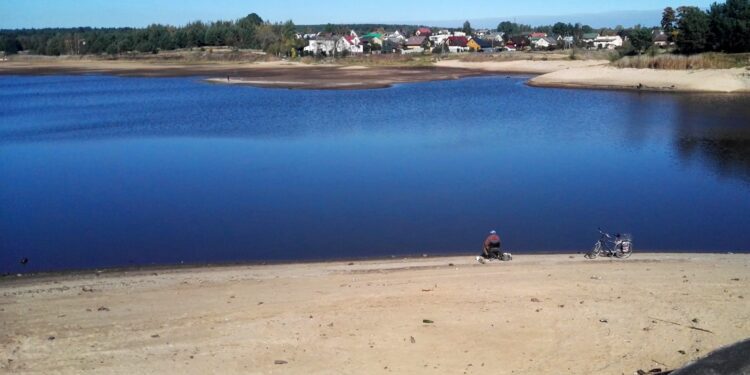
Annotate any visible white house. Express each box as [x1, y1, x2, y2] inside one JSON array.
[[485, 31, 504, 42], [532, 37, 550, 49], [429, 34, 450, 45], [593, 35, 623, 49], [384, 30, 406, 43], [342, 35, 363, 54], [304, 37, 348, 55]]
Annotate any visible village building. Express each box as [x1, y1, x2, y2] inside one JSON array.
[[592, 35, 623, 49], [653, 32, 670, 47], [303, 36, 343, 56], [532, 36, 559, 49], [384, 30, 406, 44], [485, 31, 505, 42], [403, 35, 430, 53], [509, 35, 531, 50], [382, 39, 403, 54], [360, 32, 383, 46], [429, 33, 450, 46], [343, 35, 363, 54], [446, 36, 469, 53], [415, 27, 432, 37], [581, 32, 600, 45], [467, 38, 493, 52]]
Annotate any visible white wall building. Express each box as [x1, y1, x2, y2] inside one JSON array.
[[593, 35, 623, 49]]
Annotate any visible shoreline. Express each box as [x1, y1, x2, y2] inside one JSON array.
[[3, 58, 749, 92], [529, 66, 750, 93], [3, 249, 744, 280], [2, 253, 748, 374]]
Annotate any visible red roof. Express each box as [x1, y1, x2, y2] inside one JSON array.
[[530, 32, 547, 38], [417, 27, 432, 35], [405, 35, 428, 46], [447, 36, 468, 47]]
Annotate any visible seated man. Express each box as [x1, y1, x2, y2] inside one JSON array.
[[482, 230, 502, 259]]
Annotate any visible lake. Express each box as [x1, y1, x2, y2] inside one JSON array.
[[1, 74, 749, 273]]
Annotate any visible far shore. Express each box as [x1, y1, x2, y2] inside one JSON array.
[[1, 253, 748, 374], [1, 56, 749, 92]]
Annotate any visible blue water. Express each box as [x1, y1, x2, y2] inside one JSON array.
[[1, 75, 749, 273]]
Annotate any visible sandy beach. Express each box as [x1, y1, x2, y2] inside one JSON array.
[[1, 253, 748, 374], [432, 59, 608, 74], [529, 66, 750, 93]]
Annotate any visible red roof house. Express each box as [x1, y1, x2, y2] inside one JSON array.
[[416, 27, 432, 37], [447, 36, 468, 47]]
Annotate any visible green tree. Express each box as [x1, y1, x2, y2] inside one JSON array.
[[629, 27, 653, 54], [661, 7, 676, 35], [708, 0, 750, 52], [462, 20, 472, 35], [1, 35, 21, 54], [675, 6, 710, 53]]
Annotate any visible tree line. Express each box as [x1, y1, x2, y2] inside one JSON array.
[[1, 0, 747, 57], [0, 13, 304, 56], [662, 0, 750, 53]]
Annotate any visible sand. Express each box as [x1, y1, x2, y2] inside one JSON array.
[[0, 59, 486, 90], [4, 57, 749, 92], [529, 66, 750, 93], [1, 253, 748, 374], [433, 59, 608, 74]]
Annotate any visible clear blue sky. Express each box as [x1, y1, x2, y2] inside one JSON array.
[[1, 0, 713, 29]]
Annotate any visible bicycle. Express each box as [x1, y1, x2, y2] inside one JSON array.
[[585, 228, 633, 259]]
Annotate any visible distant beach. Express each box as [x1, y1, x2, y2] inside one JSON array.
[[3, 56, 749, 92]]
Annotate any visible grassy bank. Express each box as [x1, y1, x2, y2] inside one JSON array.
[[612, 52, 750, 70]]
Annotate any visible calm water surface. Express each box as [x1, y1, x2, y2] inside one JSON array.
[[1, 75, 749, 273]]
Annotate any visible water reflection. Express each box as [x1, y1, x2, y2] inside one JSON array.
[[672, 95, 750, 185]]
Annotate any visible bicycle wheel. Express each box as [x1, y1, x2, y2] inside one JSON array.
[[614, 242, 633, 258], [585, 242, 601, 259]]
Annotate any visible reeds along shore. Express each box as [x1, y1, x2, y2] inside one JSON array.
[[612, 52, 750, 69]]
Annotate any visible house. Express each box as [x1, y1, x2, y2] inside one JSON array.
[[485, 31, 505, 42], [360, 32, 383, 46], [447, 36, 469, 53], [382, 39, 403, 54], [304, 37, 344, 56], [562, 35, 574, 48], [404, 35, 430, 53], [430, 33, 450, 46], [530, 32, 547, 38], [504, 43, 517, 51], [415, 27, 432, 37], [533, 36, 558, 49], [509, 35, 531, 49], [653, 32, 669, 47], [467, 38, 493, 52], [581, 33, 599, 44], [343, 35, 363, 54], [593, 35, 622, 49], [384, 30, 406, 44]]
